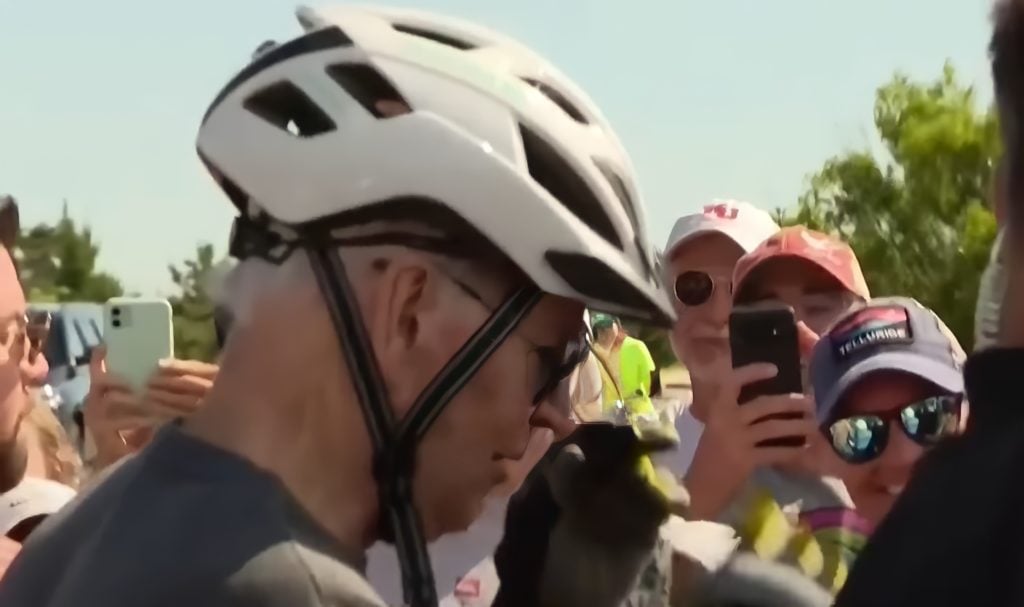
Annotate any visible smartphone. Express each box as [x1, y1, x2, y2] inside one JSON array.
[[729, 305, 804, 447], [103, 297, 174, 393]]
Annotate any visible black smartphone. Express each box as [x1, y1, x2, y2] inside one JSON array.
[[729, 305, 805, 447]]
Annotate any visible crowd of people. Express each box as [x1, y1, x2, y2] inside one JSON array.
[[0, 2, 1020, 606]]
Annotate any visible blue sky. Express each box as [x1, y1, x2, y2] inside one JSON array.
[[0, 1, 993, 295]]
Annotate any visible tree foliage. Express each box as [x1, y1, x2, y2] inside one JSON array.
[[17, 203, 124, 303], [629, 323, 677, 370], [777, 63, 1000, 350], [167, 244, 219, 362]]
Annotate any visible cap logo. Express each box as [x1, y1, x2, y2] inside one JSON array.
[[703, 203, 739, 220], [831, 306, 912, 359]]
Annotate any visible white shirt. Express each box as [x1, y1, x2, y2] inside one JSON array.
[[366, 497, 506, 606], [652, 405, 705, 478]]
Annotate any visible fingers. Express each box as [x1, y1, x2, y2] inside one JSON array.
[[101, 391, 149, 421], [745, 417, 817, 446], [143, 389, 203, 416], [88, 344, 107, 382], [736, 394, 813, 426], [730, 363, 779, 390], [146, 373, 213, 398], [142, 362, 216, 418], [750, 445, 809, 468], [156, 359, 219, 381]]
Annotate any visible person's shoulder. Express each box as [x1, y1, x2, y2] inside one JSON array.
[[622, 336, 647, 350], [621, 337, 655, 364], [220, 541, 386, 607]]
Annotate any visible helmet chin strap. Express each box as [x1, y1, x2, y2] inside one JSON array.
[[305, 244, 541, 607]]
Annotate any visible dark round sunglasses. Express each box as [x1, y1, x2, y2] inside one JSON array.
[[825, 394, 962, 464], [673, 271, 731, 307]]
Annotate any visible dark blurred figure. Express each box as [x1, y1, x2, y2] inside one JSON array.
[[835, 2, 1024, 605]]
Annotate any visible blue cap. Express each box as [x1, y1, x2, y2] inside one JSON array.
[[810, 297, 965, 422]]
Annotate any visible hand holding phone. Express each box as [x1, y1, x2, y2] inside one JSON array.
[[103, 297, 174, 394], [729, 305, 807, 448]]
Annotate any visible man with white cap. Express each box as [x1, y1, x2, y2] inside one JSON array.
[[655, 200, 781, 480]]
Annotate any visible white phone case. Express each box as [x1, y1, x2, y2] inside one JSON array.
[[103, 297, 174, 393]]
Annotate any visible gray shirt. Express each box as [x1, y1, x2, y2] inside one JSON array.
[[0, 425, 386, 607]]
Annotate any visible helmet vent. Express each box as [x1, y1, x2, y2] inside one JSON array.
[[326, 64, 411, 119], [243, 81, 336, 137], [593, 157, 656, 280], [521, 78, 588, 125], [545, 251, 657, 319], [519, 124, 622, 250], [202, 26, 352, 125], [392, 23, 476, 50]]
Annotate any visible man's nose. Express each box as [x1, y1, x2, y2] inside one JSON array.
[[21, 352, 48, 388], [530, 400, 575, 441]]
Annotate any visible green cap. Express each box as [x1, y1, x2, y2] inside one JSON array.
[[590, 312, 620, 331]]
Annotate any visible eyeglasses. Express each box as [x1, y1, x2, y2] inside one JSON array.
[[673, 271, 731, 306], [444, 270, 591, 409], [825, 394, 962, 464], [531, 327, 591, 406]]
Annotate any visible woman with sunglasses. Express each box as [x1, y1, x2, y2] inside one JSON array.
[[809, 297, 966, 531], [655, 201, 780, 479]]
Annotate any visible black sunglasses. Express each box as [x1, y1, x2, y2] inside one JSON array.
[[673, 270, 731, 307], [532, 327, 591, 406], [825, 394, 962, 464]]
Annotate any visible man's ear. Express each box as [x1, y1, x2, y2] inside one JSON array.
[[365, 256, 452, 413], [368, 257, 435, 361]]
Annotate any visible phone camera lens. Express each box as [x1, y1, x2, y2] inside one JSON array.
[[112, 319, 122, 329], [111, 308, 121, 317]]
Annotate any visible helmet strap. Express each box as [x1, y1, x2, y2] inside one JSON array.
[[306, 242, 541, 607]]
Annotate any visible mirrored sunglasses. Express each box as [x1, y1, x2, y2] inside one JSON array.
[[825, 394, 962, 464]]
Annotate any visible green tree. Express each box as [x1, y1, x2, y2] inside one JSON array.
[[634, 326, 675, 369], [18, 203, 124, 303], [168, 244, 219, 362], [778, 63, 1000, 350]]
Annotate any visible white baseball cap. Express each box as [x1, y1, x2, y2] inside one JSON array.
[[664, 200, 780, 259], [0, 477, 75, 535]]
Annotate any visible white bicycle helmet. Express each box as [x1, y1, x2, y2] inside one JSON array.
[[197, 6, 673, 605], [198, 4, 671, 324]]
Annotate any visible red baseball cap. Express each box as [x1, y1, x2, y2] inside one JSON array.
[[733, 226, 870, 299]]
